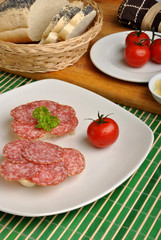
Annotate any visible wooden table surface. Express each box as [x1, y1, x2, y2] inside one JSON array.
[[1, 0, 161, 115]]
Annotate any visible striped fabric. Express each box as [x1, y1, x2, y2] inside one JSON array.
[[0, 71, 160, 240]]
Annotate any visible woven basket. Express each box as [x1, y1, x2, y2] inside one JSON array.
[[0, 0, 103, 73]]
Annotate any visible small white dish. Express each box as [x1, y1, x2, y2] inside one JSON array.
[[148, 73, 161, 104], [90, 31, 161, 83]]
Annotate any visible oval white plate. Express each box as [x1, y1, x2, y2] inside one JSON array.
[[0, 79, 153, 216], [90, 31, 161, 83]]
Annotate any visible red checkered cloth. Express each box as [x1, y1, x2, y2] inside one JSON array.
[[118, 0, 161, 32]]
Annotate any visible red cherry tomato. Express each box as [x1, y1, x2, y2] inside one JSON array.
[[149, 39, 161, 64], [87, 113, 119, 148], [124, 43, 150, 68], [125, 31, 150, 47]]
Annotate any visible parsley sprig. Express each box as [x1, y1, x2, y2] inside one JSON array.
[[33, 106, 60, 132]]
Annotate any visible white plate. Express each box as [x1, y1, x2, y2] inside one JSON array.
[[0, 79, 153, 217], [90, 31, 161, 83]]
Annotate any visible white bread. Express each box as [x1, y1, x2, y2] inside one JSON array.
[[19, 180, 36, 187], [58, 5, 96, 40], [40, 1, 84, 44], [0, 0, 69, 43]]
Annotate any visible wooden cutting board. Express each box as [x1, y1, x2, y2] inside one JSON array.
[[1, 0, 161, 115]]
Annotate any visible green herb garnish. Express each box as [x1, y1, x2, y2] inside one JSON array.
[[33, 106, 60, 132]]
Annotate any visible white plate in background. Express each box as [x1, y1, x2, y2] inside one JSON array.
[[90, 31, 161, 83]]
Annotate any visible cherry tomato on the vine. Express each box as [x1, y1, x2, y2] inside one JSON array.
[[149, 39, 161, 64], [124, 43, 150, 68], [125, 31, 150, 47], [87, 113, 119, 148]]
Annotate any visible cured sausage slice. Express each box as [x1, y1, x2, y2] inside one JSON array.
[[11, 119, 78, 140], [11, 120, 46, 140], [62, 148, 85, 176], [31, 162, 67, 186], [10, 101, 78, 140], [10, 100, 60, 125], [50, 119, 78, 136], [1, 160, 41, 181], [55, 105, 76, 122], [50, 105, 78, 136], [55, 105, 78, 125], [3, 139, 28, 163], [21, 141, 64, 164], [1, 139, 85, 187]]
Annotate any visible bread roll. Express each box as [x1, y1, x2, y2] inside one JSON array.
[[0, 0, 69, 43]]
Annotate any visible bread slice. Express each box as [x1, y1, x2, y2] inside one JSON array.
[[58, 5, 96, 40], [0, 0, 69, 43], [40, 1, 84, 44]]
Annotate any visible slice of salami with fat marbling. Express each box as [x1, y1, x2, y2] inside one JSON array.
[[3, 139, 28, 163], [63, 148, 85, 176], [11, 120, 46, 140], [1, 139, 85, 186], [31, 162, 67, 186], [10, 100, 60, 125], [1, 160, 41, 181], [21, 141, 64, 164], [10, 100, 78, 140]]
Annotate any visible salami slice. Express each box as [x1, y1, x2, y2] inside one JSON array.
[[1, 139, 85, 187], [21, 141, 64, 164], [1, 160, 41, 181], [50, 105, 78, 135], [50, 118, 78, 136], [62, 148, 85, 176], [3, 139, 28, 163], [10, 101, 78, 140], [11, 120, 46, 140], [55, 105, 76, 123], [31, 162, 67, 186], [11, 100, 60, 125]]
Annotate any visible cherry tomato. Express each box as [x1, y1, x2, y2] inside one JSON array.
[[149, 39, 161, 64], [125, 31, 150, 47], [87, 113, 119, 148], [124, 43, 150, 68]]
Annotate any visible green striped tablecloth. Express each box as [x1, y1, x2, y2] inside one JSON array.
[[0, 71, 160, 240]]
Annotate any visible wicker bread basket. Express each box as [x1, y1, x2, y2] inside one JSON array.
[[0, 0, 103, 73]]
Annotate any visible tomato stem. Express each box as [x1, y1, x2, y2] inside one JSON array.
[[150, 27, 161, 44], [134, 38, 149, 46], [132, 29, 143, 37], [95, 112, 113, 124], [85, 112, 114, 125]]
